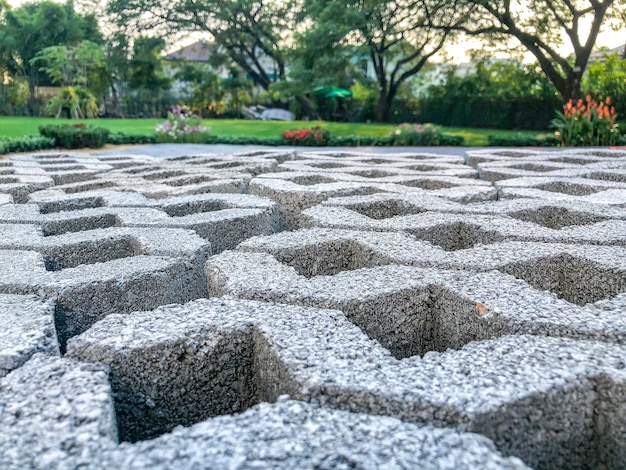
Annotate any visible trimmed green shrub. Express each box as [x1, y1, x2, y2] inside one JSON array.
[[487, 133, 559, 147], [39, 123, 110, 149], [202, 135, 283, 146], [438, 135, 465, 146], [0, 136, 56, 154], [328, 135, 392, 146], [388, 123, 465, 146], [107, 133, 157, 145]]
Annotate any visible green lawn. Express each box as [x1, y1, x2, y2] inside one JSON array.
[[0, 117, 549, 146]]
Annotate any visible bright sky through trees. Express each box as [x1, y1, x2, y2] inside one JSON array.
[[4, 0, 625, 63]]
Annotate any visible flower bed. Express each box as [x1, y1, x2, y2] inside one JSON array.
[[282, 126, 330, 146], [155, 107, 211, 143]]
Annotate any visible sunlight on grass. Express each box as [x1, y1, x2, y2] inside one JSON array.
[[0, 117, 547, 146]]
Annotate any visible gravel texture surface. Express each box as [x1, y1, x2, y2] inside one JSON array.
[[2, 147, 626, 469]]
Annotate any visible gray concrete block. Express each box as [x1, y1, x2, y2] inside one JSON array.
[[0, 295, 59, 376], [0, 354, 117, 469], [3, 147, 626, 469], [0, 225, 212, 348], [0, 191, 280, 251], [68, 298, 626, 469]]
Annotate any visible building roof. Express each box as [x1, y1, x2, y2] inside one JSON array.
[[164, 41, 217, 62], [589, 44, 626, 62]]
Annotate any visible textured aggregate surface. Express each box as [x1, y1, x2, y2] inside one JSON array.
[[1, 148, 626, 469]]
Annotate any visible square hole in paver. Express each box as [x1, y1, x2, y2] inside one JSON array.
[[37, 197, 105, 214], [110, 329, 259, 443], [550, 157, 596, 165], [41, 214, 119, 236], [349, 169, 397, 178], [211, 162, 245, 169], [583, 172, 626, 183], [508, 207, 609, 230], [43, 165, 86, 172], [38, 159, 79, 165], [63, 181, 117, 193], [143, 170, 188, 180], [288, 175, 338, 185], [509, 163, 557, 172], [406, 164, 448, 172], [162, 201, 229, 217], [164, 176, 218, 187], [345, 199, 426, 220], [407, 222, 504, 251], [307, 162, 349, 169], [271, 240, 388, 278], [501, 254, 626, 306], [533, 182, 604, 196], [361, 158, 394, 164], [43, 236, 144, 271], [337, 283, 506, 360], [400, 179, 458, 190]]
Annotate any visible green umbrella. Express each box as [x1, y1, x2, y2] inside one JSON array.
[[314, 86, 353, 98]]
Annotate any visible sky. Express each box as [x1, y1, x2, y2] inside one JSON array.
[[5, 0, 625, 64]]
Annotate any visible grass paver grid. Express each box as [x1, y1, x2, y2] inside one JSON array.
[[0, 147, 625, 469]]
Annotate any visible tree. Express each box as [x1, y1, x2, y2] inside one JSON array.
[[32, 41, 107, 91], [31, 40, 109, 118], [295, 0, 454, 122], [128, 37, 170, 92], [436, 0, 626, 102], [125, 36, 171, 116], [0, 0, 102, 114], [104, 0, 318, 116], [418, 59, 562, 129], [102, 32, 132, 117], [583, 53, 626, 115]]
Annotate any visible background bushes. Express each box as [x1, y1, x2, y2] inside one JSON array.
[[39, 123, 110, 148], [415, 60, 562, 130], [0, 136, 56, 154]]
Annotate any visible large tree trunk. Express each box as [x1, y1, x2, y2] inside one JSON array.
[[107, 78, 124, 118], [296, 95, 320, 120], [27, 79, 37, 116], [374, 88, 395, 123], [564, 69, 584, 102]]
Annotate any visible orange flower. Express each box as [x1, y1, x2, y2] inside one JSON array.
[[606, 96, 612, 106]]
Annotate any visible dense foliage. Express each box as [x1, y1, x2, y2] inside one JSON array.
[[39, 123, 110, 148], [1, 0, 626, 132], [0, 135, 55, 154], [552, 95, 621, 146], [418, 61, 562, 130], [282, 126, 331, 146], [155, 107, 212, 143]]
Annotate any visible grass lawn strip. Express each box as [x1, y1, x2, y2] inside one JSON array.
[[0, 117, 549, 146]]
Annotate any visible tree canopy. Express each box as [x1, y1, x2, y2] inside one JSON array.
[[294, 0, 454, 122], [105, 0, 297, 91], [0, 0, 102, 113], [436, 0, 626, 101]]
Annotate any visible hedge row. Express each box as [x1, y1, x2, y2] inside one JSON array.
[[0, 130, 566, 156], [39, 124, 110, 149], [419, 96, 562, 131], [487, 134, 560, 147], [0, 136, 56, 155], [107, 132, 157, 145]]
